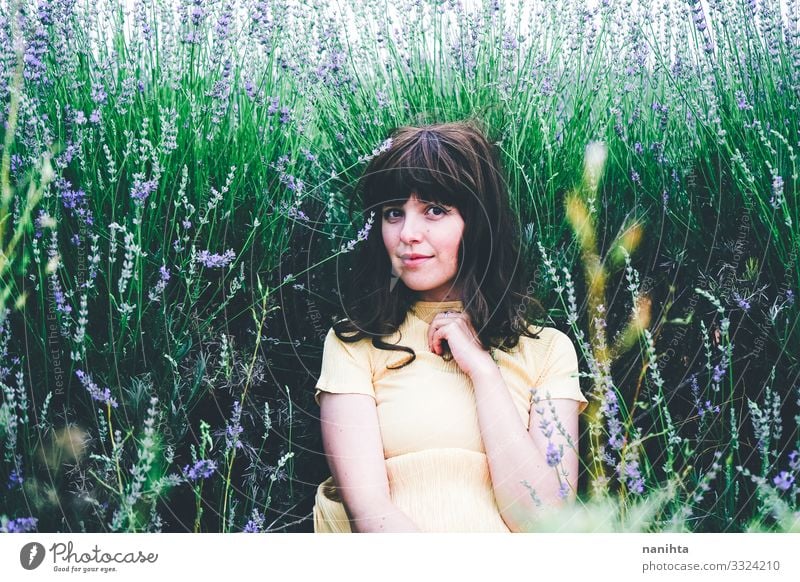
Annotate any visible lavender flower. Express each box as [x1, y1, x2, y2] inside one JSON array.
[[735, 90, 751, 111], [601, 389, 626, 450], [23, 27, 48, 84], [130, 174, 158, 203], [197, 249, 236, 269], [545, 442, 562, 467], [698, 400, 721, 418], [737, 298, 751, 312], [244, 79, 258, 100], [3, 517, 38, 533], [773, 471, 795, 491], [624, 460, 645, 494], [7, 469, 23, 490], [50, 274, 72, 315], [557, 481, 570, 499], [182, 459, 217, 481], [91, 82, 108, 105], [631, 170, 641, 184], [789, 450, 800, 472], [376, 90, 390, 108], [770, 176, 784, 209], [712, 362, 725, 384], [225, 400, 244, 450], [339, 211, 375, 253], [502, 31, 518, 51], [148, 266, 171, 302], [243, 509, 265, 533], [75, 370, 118, 408]]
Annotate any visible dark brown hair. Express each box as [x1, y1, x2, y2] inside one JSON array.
[[333, 119, 545, 368]]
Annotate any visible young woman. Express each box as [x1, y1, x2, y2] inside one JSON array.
[[313, 120, 588, 533]]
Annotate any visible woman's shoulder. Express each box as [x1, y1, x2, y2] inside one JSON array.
[[517, 323, 576, 359], [323, 322, 374, 350]]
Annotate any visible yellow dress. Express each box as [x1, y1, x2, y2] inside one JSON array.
[[313, 300, 588, 533]]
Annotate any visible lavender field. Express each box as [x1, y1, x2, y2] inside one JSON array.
[[0, 0, 798, 532]]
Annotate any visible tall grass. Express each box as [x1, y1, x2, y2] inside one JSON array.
[[0, 0, 798, 532]]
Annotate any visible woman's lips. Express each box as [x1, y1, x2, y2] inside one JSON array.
[[402, 256, 432, 268]]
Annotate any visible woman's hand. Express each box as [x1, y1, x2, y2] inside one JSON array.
[[427, 310, 495, 378]]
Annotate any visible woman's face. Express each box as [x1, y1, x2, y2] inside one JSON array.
[[382, 193, 465, 302]]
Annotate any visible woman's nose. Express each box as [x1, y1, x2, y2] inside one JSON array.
[[398, 212, 424, 243]]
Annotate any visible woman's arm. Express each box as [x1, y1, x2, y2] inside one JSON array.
[[467, 363, 580, 532], [319, 392, 421, 532]]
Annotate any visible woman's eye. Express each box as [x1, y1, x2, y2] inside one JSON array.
[[383, 209, 401, 220], [427, 205, 447, 216]]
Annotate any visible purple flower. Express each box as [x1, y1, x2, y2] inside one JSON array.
[[3, 517, 38, 533], [60, 187, 87, 210], [50, 275, 72, 315], [197, 249, 236, 269], [75, 370, 118, 408], [786, 290, 795, 306], [130, 175, 158, 203], [773, 471, 795, 491], [698, 400, 721, 418], [789, 450, 800, 472], [244, 80, 257, 100], [243, 510, 265, 533], [770, 175, 784, 209], [735, 90, 750, 111], [225, 400, 244, 451], [23, 27, 48, 84], [631, 170, 641, 184], [267, 96, 280, 115], [182, 459, 217, 481], [623, 461, 645, 494], [545, 442, 562, 467], [9, 154, 23, 174], [634, 142, 643, 155], [376, 90, 390, 108], [89, 110, 101, 124], [557, 481, 570, 499], [282, 202, 309, 222], [91, 82, 108, 105], [502, 31, 518, 51], [340, 211, 376, 253], [736, 297, 751, 312], [7, 469, 23, 490], [712, 363, 725, 384]]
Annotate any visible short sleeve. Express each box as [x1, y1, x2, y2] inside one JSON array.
[[528, 328, 588, 415], [314, 326, 375, 406]]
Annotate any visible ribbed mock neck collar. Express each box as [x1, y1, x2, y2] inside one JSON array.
[[410, 299, 464, 324]]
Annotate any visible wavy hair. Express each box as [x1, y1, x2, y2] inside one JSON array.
[[333, 119, 546, 368]]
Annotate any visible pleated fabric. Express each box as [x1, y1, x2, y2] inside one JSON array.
[[313, 448, 510, 533]]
